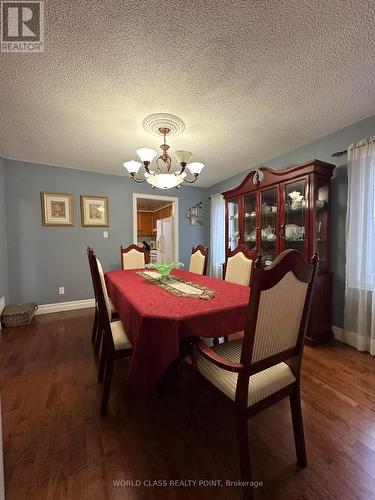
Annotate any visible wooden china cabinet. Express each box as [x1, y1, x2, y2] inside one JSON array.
[[222, 159, 335, 346]]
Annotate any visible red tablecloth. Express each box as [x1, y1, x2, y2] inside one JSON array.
[[105, 269, 250, 391]]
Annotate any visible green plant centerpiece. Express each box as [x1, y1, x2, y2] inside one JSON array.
[[145, 261, 184, 280]]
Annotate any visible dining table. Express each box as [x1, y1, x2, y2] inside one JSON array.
[[105, 268, 250, 391]]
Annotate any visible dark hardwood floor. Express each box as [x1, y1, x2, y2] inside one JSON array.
[[1, 309, 375, 500]]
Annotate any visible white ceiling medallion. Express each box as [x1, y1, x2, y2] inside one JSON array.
[[142, 113, 186, 137]]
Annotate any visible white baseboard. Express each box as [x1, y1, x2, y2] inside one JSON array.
[[332, 325, 344, 339], [332, 325, 357, 347], [333, 325, 375, 353], [35, 298, 95, 315]]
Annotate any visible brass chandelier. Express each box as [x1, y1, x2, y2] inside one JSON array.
[[123, 121, 204, 190]]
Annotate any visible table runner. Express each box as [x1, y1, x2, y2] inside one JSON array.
[[105, 269, 250, 391], [137, 271, 216, 299]]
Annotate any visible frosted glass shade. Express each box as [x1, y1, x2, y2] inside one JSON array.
[[188, 162, 204, 174], [136, 148, 157, 163], [146, 174, 185, 190], [174, 150, 193, 164], [123, 160, 142, 174]]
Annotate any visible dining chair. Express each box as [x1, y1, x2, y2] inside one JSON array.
[[86, 246, 118, 355], [224, 245, 258, 286], [120, 244, 149, 270], [192, 250, 319, 500], [189, 245, 208, 275], [214, 245, 258, 345], [90, 248, 133, 416]]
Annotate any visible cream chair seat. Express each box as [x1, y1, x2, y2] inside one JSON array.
[[225, 251, 253, 286], [196, 340, 295, 406], [110, 320, 132, 351]]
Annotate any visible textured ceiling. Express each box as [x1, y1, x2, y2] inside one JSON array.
[[1, 0, 375, 187]]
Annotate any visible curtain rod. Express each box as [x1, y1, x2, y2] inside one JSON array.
[[332, 140, 373, 157], [208, 193, 222, 200], [332, 149, 347, 157]]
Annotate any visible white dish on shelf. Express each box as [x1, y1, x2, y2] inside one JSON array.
[[285, 224, 303, 240]]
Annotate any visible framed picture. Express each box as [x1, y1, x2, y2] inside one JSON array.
[[41, 192, 74, 226], [80, 195, 109, 227]]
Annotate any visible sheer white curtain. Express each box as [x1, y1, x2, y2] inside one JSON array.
[[209, 194, 225, 279], [344, 137, 375, 355]]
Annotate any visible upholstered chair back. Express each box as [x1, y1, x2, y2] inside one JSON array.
[[251, 271, 309, 363], [96, 257, 112, 320], [121, 246, 146, 270], [189, 246, 208, 275], [225, 252, 253, 286], [242, 250, 318, 368]]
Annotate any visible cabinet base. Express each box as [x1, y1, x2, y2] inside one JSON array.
[[305, 330, 334, 347]]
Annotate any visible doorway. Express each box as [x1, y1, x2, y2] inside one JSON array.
[[133, 193, 179, 261]]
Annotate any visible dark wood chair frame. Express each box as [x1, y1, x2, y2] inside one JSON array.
[[89, 247, 133, 416], [120, 244, 150, 270], [193, 250, 319, 500], [87, 246, 118, 355], [190, 245, 209, 276]]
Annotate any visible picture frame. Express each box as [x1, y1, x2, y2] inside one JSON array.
[[41, 192, 74, 226], [80, 195, 109, 227]]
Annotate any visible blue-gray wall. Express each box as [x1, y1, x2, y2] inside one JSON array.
[[0, 158, 8, 301], [4, 160, 207, 304], [207, 114, 375, 328]]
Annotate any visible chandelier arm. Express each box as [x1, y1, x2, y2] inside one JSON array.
[[177, 163, 186, 176], [143, 162, 152, 175], [130, 174, 147, 183], [182, 174, 199, 184]]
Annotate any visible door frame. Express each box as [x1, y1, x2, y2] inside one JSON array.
[[132, 193, 179, 261]]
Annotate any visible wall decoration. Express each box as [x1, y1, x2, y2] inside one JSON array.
[[41, 192, 74, 226], [80, 195, 109, 227], [186, 202, 203, 225]]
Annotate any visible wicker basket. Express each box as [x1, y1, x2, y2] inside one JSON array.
[[1, 303, 38, 327]]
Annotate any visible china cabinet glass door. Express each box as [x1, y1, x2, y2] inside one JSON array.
[[243, 194, 257, 251], [260, 188, 278, 265], [227, 199, 240, 251], [315, 177, 329, 271], [283, 179, 307, 257]]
